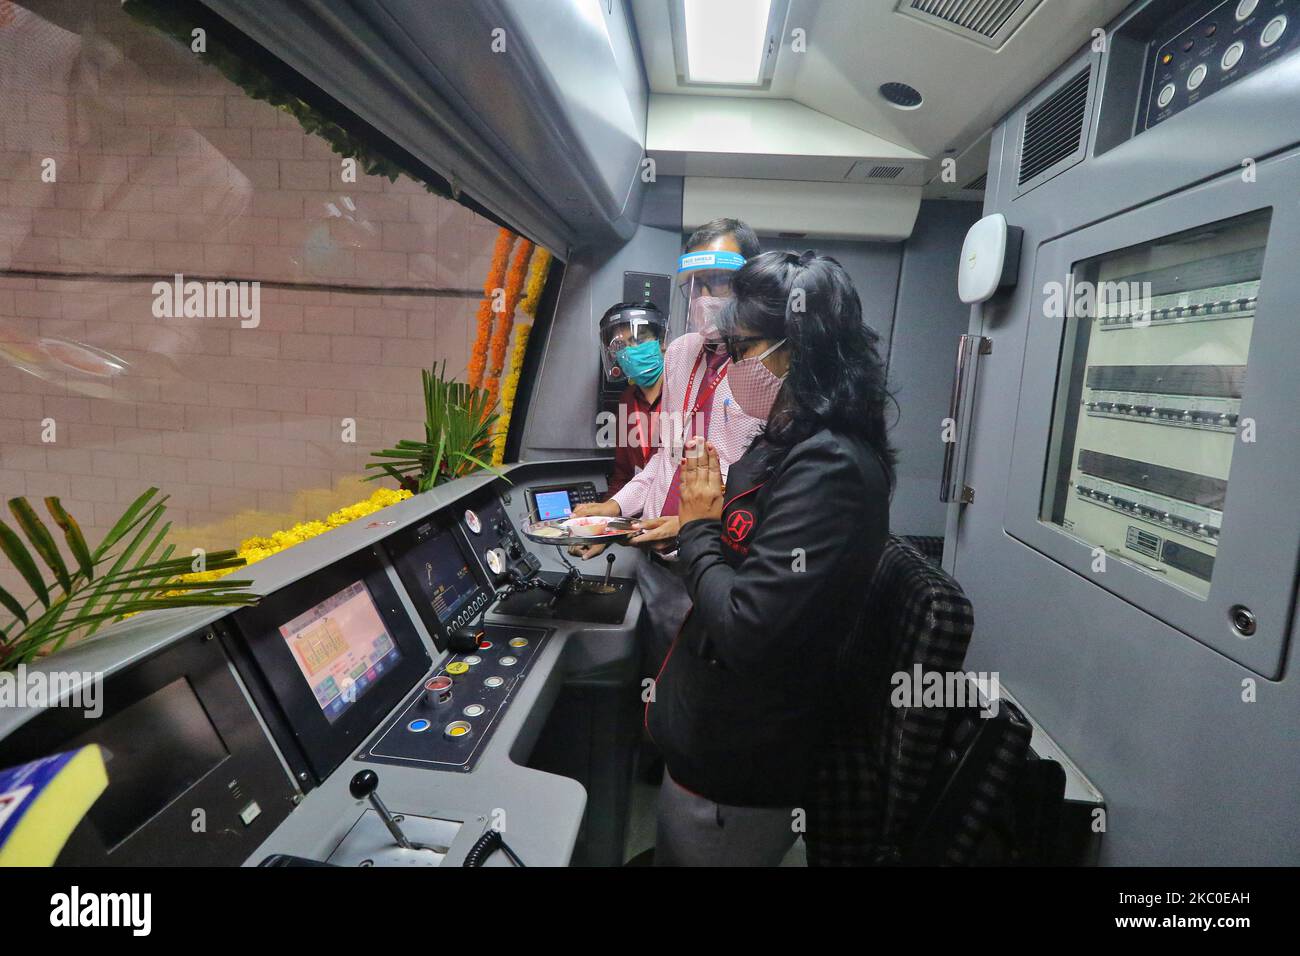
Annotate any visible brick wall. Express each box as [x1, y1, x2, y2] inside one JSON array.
[[0, 0, 509, 589]]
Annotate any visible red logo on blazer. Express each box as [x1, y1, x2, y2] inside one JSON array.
[[725, 509, 755, 543]]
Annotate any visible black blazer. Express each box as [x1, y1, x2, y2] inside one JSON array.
[[647, 427, 890, 807]]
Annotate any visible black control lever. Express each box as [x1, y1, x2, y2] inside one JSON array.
[[603, 552, 616, 589], [350, 770, 413, 849], [446, 626, 482, 654], [349, 770, 449, 855]]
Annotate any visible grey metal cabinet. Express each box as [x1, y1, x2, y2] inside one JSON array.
[[945, 0, 1300, 865]]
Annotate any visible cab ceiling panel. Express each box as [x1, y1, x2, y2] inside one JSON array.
[[646, 94, 929, 184], [201, 0, 649, 253], [634, 0, 1131, 182]]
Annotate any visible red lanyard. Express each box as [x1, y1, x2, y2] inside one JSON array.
[[680, 348, 730, 439], [629, 390, 656, 464]]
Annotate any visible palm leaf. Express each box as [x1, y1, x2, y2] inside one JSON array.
[[1, 490, 256, 669], [45, 497, 95, 579], [0, 583, 28, 626], [367, 362, 507, 491], [0, 518, 50, 608], [92, 487, 164, 560], [86, 519, 171, 637], [74, 501, 167, 629], [8, 498, 72, 593]]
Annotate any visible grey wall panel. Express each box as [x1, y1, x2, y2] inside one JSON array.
[[885, 200, 982, 537], [519, 221, 683, 459], [767, 236, 903, 359]]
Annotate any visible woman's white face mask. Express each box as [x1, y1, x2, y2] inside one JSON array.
[[727, 339, 787, 420]]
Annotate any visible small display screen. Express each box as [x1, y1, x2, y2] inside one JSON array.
[[533, 489, 573, 521], [67, 677, 229, 851], [414, 530, 480, 624], [279, 582, 401, 723]]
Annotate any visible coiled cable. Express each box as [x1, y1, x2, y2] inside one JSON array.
[[462, 828, 525, 867]]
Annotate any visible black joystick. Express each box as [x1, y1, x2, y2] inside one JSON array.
[[349, 770, 413, 850], [447, 625, 482, 654], [603, 552, 616, 588]]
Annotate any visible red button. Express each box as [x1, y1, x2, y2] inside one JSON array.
[[478, 640, 493, 649]]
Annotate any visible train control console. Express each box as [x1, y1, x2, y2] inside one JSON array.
[[359, 623, 551, 773]]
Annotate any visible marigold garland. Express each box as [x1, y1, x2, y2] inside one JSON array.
[[468, 228, 517, 389], [180, 487, 412, 585], [484, 238, 535, 409], [490, 248, 552, 465]]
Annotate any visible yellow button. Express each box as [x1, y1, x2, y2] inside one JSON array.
[[445, 662, 470, 675]]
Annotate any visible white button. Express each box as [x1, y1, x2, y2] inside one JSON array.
[[1222, 41, 1245, 70], [1157, 83, 1176, 107], [1236, 0, 1258, 21], [1261, 15, 1287, 46], [1187, 64, 1208, 90]]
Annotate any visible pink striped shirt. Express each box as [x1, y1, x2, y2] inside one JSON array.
[[611, 332, 765, 520]]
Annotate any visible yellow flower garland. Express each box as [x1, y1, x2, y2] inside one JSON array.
[[182, 487, 412, 584]]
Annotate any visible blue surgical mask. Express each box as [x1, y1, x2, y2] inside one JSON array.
[[619, 340, 664, 388]]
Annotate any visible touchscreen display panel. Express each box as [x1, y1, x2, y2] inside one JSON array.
[[279, 582, 401, 723], [533, 489, 573, 521]]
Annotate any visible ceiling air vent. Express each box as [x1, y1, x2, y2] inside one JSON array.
[[845, 160, 915, 182], [898, 0, 1044, 49], [1017, 65, 1091, 192]]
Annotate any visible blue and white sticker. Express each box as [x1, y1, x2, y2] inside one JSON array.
[[677, 250, 745, 274]]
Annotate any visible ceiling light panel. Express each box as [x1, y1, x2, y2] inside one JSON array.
[[672, 0, 788, 89]]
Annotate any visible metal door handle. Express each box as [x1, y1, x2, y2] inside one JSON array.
[[940, 334, 992, 503]]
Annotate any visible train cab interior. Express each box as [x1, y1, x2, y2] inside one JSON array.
[[0, 0, 1297, 875]]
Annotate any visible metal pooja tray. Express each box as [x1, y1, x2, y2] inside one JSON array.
[[520, 515, 639, 545]]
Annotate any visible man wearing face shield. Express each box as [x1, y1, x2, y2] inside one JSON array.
[[598, 302, 667, 498], [572, 218, 766, 672]]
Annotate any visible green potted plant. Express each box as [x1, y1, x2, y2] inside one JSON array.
[[365, 362, 504, 493]]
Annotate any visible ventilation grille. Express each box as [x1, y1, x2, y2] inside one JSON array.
[[845, 160, 916, 182], [900, 0, 1042, 47], [963, 172, 988, 191], [1018, 67, 1090, 187]]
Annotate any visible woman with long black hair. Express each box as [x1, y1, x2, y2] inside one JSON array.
[[647, 250, 894, 866]]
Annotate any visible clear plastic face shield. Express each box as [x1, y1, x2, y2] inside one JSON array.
[[674, 250, 745, 343], [600, 311, 664, 384]]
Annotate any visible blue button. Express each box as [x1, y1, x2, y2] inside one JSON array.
[[407, 718, 431, 733]]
